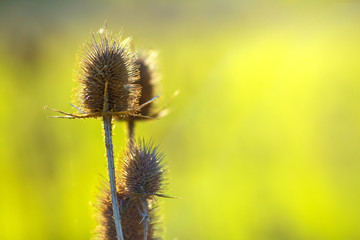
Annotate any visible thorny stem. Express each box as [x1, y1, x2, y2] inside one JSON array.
[[140, 197, 150, 240], [103, 115, 123, 240]]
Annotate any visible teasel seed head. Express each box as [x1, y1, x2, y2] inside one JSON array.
[[95, 189, 161, 240], [74, 26, 141, 117], [134, 51, 159, 118], [121, 139, 165, 197], [94, 140, 166, 240], [115, 50, 160, 121]]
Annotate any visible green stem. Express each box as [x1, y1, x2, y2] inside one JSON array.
[[103, 115, 123, 240]]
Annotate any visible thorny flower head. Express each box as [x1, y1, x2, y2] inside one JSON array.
[[74, 26, 140, 117], [46, 25, 159, 119], [95, 140, 167, 240], [121, 140, 166, 198]]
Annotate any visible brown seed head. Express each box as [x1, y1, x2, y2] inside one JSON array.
[[134, 51, 159, 118], [115, 50, 159, 121], [95, 188, 162, 240], [121, 140, 165, 197], [94, 139, 166, 240], [74, 27, 140, 116]]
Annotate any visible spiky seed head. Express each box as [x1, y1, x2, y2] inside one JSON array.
[[74, 26, 141, 115], [94, 140, 166, 239], [95, 188, 161, 240], [121, 140, 165, 197], [115, 50, 159, 121], [134, 51, 159, 118]]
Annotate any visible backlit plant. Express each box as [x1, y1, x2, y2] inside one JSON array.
[[47, 24, 169, 240]]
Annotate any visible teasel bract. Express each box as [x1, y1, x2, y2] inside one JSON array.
[[95, 140, 166, 240]]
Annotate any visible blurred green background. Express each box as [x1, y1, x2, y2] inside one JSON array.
[[1, 0, 360, 239]]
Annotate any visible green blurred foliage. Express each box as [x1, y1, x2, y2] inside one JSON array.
[[0, 0, 360, 239]]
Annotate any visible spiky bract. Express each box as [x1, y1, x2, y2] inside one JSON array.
[[74, 28, 140, 116], [122, 140, 165, 197]]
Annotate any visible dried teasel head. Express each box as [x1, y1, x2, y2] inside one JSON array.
[[94, 140, 166, 240], [45, 26, 161, 120], [73, 26, 141, 117], [95, 189, 162, 240], [121, 139, 166, 197], [116, 50, 160, 121], [134, 51, 159, 119]]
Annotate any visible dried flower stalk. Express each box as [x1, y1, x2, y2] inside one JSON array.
[[46, 25, 153, 240], [95, 140, 166, 240]]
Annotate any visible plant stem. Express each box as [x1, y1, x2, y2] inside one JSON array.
[[127, 120, 134, 139], [103, 115, 123, 240], [127, 120, 135, 150], [141, 197, 149, 240]]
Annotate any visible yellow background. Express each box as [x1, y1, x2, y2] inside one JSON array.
[[0, 0, 360, 239]]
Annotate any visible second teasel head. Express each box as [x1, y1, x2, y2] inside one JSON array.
[[95, 183, 162, 240], [121, 140, 166, 198], [135, 51, 159, 118], [74, 27, 141, 116], [116, 50, 160, 120]]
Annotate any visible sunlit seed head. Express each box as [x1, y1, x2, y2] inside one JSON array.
[[135, 51, 159, 118], [95, 183, 161, 239], [121, 140, 165, 197], [115, 50, 160, 121], [73, 27, 140, 115]]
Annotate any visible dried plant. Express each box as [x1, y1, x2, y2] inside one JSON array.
[[46, 25, 153, 240], [47, 24, 170, 240], [132, 51, 160, 119], [115, 50, 161, 140], [95, 140, 166, 240], [46, 27, 158, 120]]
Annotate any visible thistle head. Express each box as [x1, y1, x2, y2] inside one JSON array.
[[121, 139, 166, 198], [74, 26, 140, 116]]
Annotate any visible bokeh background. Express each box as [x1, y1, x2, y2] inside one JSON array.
[[1, 0, 360, 239]]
